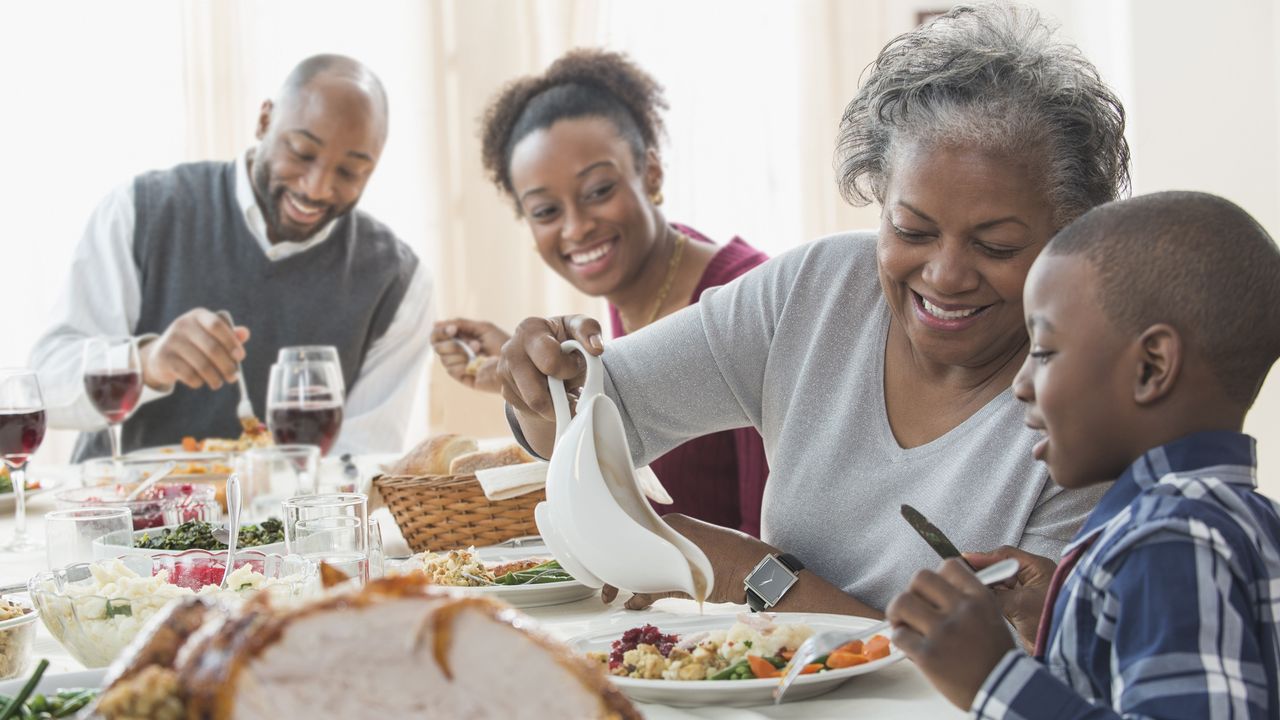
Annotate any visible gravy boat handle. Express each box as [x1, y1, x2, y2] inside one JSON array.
[[547, 340, 605, 446]]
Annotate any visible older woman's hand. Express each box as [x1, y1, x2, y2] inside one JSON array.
[[497, 315, 605, 456], [431, 318, 510, 393], [601, 514, 774, 609]]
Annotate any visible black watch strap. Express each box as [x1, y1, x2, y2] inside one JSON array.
[[745, 553, 805, 612]]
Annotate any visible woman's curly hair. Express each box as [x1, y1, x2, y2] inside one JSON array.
[[836, 4, 1131, 228], [480, 49, 668, 211]]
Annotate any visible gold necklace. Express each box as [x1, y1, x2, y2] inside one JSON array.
[[622, 229, 687, 334]]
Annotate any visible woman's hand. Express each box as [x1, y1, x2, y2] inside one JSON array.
[[963, 546, 1056, 651], [497, 315, 605, 456], [431, 318, 510, 393], [600, 514, 775, 609]]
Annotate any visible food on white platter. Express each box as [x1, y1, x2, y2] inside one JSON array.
[[401, 547, 572, 587], [85, 575, 640, 719], [587, 613, 892, 681]]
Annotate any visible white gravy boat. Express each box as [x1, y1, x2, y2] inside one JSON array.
[[535, 340, 714, 601]]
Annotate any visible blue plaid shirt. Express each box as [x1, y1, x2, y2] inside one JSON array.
[[972, 431, 1280, 719]]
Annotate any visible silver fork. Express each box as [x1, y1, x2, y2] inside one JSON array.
[[215, 310, 254, 424], [773, 557, 1020, 703]]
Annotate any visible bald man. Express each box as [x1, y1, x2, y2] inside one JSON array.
[[32, 54, 432, 459]]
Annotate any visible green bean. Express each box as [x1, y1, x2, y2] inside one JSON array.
[[0, 659, 49, 720]]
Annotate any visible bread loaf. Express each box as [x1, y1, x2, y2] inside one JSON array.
[[448, 444, 536, 475], [388, 434, 479, 476]]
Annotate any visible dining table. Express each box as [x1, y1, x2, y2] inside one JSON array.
[[0, 459, 965, 720]]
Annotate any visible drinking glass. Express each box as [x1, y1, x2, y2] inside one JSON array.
[[367, 516, 385, 579], [237, 445, 320, 523], [81, 337, 143, 460], [276, 346, 344, 396], [266, 361, 344, 456], [45, 507, 133, 569], [0, 370, 47, 551], [283, 493, 368, 583]]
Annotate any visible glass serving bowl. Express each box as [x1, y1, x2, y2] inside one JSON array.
[[27, 550, 316, 668], [0, 601, 38, 680], [55, 482, 221, 531], [83, 454, 235, 511]]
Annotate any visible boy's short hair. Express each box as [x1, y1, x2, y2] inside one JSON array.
[[1047, 190, 1280, 406]]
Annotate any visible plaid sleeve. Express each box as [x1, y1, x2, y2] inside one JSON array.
[[972, 521, 1270, 719]]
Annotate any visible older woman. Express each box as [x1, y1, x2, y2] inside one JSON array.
[[500, 5, 1130, 617]]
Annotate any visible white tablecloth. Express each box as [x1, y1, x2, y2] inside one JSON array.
[[0, 463, 963, 719]]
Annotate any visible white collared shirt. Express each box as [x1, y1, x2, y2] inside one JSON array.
[[29, 152, 433, 455]]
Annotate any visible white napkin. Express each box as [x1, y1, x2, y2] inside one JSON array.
[[476, 462, 675, 504]]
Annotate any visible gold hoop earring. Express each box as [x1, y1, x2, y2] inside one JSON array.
[[651, 190, 664, 206]]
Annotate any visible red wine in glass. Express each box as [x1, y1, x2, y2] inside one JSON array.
[[269, 403, 344, 456], [0, 409, 46, 464], [83, 370, 143, 424]]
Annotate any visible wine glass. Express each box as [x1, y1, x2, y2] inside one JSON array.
[[81, 337, 143, 460], [266, 361, 344, 456], [0, 369, 47, 551], [276, 346, 344, 396]]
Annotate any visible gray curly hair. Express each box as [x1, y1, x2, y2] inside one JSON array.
[[836, 4, 1130, 228]]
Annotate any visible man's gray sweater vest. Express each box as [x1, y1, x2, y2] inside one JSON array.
[[73, 161, 417, 460]]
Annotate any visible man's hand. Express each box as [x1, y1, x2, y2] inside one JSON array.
[[431, 318, 510, 394], [600, 513, 775, 609], [964, 546, 1056, 651], [886, 559, 1016, 710], [140, 308, 249, 391]]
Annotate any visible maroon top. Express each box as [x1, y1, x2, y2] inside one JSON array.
[[608, 225, 770, 536]]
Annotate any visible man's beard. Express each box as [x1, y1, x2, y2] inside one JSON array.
[[251, 161, 354, 243]]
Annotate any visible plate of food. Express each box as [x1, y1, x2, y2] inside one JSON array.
[[93, 518, 287, 557], [570, 612, 902, 707], [388, 544, 597, 608]]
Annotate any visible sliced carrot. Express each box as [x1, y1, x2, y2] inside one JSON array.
[[826, 651, 870, 669], [800, 663, 824, 675], [747, 654, 781, 679], [864, 635, 891, 660], [181, 436, 199, 452], [833, 639, 864, 655]]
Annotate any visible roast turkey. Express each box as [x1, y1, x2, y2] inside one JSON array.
[[87, 575, 639, 720]]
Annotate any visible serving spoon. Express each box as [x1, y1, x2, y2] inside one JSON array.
[[123, 461, 177, 501], [215, 472, 242, 590], [773, 557, 1020, 703]]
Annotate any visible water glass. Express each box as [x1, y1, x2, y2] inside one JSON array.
[[237, 445, 319, 522], [0, 369, 47, 551], [266, 361, 344, 456], [45, 507, 133, 569], [283, 493, 368, 583], [81, 337, 143, 460]]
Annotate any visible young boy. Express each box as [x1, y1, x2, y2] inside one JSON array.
[[885, 190, 1280, 719]]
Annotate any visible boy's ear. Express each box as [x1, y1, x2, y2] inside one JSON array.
[[1132, 323, 1183, 405]]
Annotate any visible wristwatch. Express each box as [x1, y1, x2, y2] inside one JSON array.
[[743, 553, 804, 612]]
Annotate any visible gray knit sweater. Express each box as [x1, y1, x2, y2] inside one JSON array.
[[599, 231, 1105, 610]]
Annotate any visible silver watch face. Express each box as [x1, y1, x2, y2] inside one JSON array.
[[744, 555, 798, 607]]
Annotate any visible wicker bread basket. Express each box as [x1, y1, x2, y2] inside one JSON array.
[[374, 473, 544, 552]]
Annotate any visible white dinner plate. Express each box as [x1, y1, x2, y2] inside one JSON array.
[[0, 667, 105, 698], [0, 471, 66, 510], [390, 544, 597, 609], [567, 612, 903, 707]]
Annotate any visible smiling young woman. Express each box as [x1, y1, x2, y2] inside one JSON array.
[[430, 50, 771, 536]]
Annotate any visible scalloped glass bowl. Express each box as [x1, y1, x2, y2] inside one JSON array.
[[55, 483, 221, 531], [28, 550, 316, 667], [0, 602, 38, 680]]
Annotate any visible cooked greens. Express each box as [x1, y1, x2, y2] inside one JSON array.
[[491, 560, 573, 585], [136, 518, 284, 551]]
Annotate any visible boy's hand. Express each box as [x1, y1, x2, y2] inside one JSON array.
[[886, 558, 1015, 710], [965, 546, 1056, 651]]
